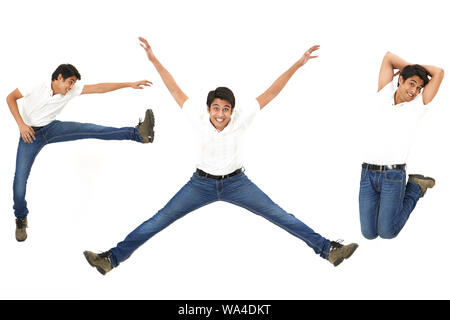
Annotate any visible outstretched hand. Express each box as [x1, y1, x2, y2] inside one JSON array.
[[130, 80, 153, 89], [139, 37, 155, 61], [298, 45, 320, 67]]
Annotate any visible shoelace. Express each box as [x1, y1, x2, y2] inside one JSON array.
[[98, 251, 112, 259], [330, 239, 344, 251], [16, 218, 26, 228]]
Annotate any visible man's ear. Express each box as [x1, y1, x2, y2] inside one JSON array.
[[57, 74, 63, 81], [397, 75, 404, 87]]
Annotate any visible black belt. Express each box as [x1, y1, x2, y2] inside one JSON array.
[[196, 168, 242, 180], [362, 163, 406, 171], [31, 126, 44, 132]]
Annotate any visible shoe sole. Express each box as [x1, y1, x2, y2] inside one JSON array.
[[146, 109, 155, 143], [83, 251, 106, 275], [333, 244, 359, 267]]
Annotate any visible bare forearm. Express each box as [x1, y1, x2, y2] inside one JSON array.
[[150, 56, 188, 107], [422, 64, 444, 105], [385, 52, 410, 71], [83, 82, 132, 94], [257, 60, 302, 109], [422, 64, 444, 78], [378, 52, 410, 91]]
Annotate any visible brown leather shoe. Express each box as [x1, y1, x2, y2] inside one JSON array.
[[328, 240, 358, 267], [84, 250, 113, 275], [408, 174, 435, 197]]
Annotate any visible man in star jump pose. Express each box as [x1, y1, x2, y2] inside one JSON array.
[[84, 37, 358, 275]]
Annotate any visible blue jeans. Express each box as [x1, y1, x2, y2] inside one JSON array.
[[13, 120, 143, 218], [358, 167, 422, 239], [109, 172, 331, 266]]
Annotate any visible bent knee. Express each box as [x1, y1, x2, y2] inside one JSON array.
[[362, 231, 378, 240], [378, 228, 399, 239]]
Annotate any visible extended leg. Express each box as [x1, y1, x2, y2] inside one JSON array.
[[45, 120, 144, 144], [108, 174, 218, 267], [221, 174, 331, 259]]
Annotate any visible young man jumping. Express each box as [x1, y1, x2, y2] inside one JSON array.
[[359, 52, 444, 239], [7, 63, 155, 242], [84, 37, 358, 275]]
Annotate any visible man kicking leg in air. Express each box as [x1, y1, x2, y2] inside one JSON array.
[[7, 63, 155, 242]]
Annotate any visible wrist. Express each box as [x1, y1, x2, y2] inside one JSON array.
[[294, 60, 304, 69], [149, 55, 158, 64]]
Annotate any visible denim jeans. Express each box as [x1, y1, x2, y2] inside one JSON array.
[[358, 166, 422, 239], [109, 172, 331, 266], [13, 120, 143, 218]]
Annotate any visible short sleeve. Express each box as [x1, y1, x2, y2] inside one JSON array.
[[18, 82, 40, 97], [233, 98, 260, 128], [182, 98, 206, 124], [68, 81, 84, 97]]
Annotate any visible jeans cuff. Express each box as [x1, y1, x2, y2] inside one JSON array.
[[321, 240, 331, 260], [109, 250, 119, 268]]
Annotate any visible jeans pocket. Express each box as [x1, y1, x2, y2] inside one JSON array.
[[193, 172, 207, 180], [360, 168, 368, 181], [228, 172, 245, 182], [384, 170, 404, 183]]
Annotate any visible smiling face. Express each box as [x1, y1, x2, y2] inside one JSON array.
[[51, 74, 77, 95], [207, 98, 233, 131], [395, 75, 425, 104]]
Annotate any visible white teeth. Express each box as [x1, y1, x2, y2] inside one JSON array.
[[216, 118, 224, 122]]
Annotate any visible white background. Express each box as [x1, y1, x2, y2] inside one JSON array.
[[0, 0, 449, 300]]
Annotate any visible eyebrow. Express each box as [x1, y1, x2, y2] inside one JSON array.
[[212, 103, 231, 108]]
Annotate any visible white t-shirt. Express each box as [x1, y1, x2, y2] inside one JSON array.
[[182, 98, 260, 175], [19, 80, 84, 127], [362, 79, 426, 165]]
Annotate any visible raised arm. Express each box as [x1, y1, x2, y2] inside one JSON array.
[[6, 88, 36, 143], [421, 64, 444, 105], [81, 80, 152, 94], [139, 37, 188, 108], [256, 45, 320, 110], [378, 52, 444, 104], [378, 51, 410, 92]]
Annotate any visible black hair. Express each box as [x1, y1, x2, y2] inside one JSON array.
[[51, 64, 81, 81], [398, 64, 429, 87], [206, 87, 235, 109]]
